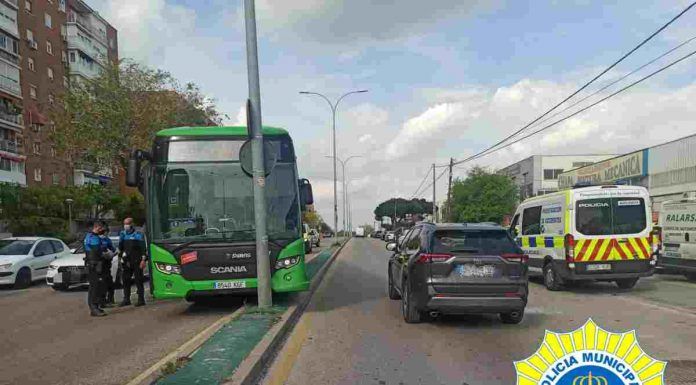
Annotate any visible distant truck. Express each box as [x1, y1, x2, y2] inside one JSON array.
[[355, 227, 366, 237]]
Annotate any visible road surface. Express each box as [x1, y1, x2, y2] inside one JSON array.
[[0, 245, 327, 385], [263, 238, 696, 385]]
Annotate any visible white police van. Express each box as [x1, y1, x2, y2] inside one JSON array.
[[510, 185, 656, 291]]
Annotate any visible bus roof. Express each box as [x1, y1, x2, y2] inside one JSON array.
[[156, 126, 289, 137]]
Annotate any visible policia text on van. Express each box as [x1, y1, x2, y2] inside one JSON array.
[[510, 185, 658, 291]]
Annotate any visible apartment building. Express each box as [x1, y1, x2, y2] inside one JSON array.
[[0, 0, 117, 187], [0, 0, 25, 185]]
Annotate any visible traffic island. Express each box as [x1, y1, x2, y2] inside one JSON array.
[[142, 240, 349, 385]]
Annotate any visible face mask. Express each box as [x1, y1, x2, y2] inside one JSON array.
[[124, 225, 132, 231]]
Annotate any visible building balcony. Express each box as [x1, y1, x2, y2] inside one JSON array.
[[0, 139, 19, 155], [0, 49, 19, 66], [2, 0, 18, 10], [0, 168, 25, 186], [67, 13, 107, 46], [0, 110, 22, 130], [0, 74, 21, 98], [69, 57, 102, 79], [66, 26, 107, 65]]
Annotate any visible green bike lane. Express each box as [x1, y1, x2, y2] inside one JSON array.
[[154, 242, 340, 385]]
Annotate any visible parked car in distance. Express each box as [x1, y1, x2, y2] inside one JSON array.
[[303, 224, 313, 253], [374, 230, 383, 239], [309, 229, 321, 247], [385, 231, 395, 242], [355, 227, 366, 237], [387, 223, 528, 324], [47, 236, 150, 291], [0, 237, 71, 289]]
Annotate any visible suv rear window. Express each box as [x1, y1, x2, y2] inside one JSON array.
[[576, 198, 646, 235], [433, 230, 520, 254]]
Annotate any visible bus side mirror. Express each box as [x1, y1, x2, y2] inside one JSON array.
[[299, 179, 314, 211], [126, 156, 140, 188]]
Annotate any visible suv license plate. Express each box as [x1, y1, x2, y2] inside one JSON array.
[[586, 264, 611, 271], [457, 264, 496, 277], [214, 281, 246, 289]]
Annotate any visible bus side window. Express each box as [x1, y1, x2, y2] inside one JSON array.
[[522, 206, 542, 235]]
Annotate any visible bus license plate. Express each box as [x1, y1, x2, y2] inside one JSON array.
[[456, 264, 496, 277], [214, 281, 246, 289], [587, 264, 611, 271]]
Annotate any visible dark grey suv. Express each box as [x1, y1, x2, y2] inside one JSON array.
[[387, 223, 528, 324]]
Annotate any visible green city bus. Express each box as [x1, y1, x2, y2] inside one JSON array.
[[126, 126, 314, 301]]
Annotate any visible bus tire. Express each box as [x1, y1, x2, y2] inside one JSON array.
[[615, 278, 639, 289], [543, 263, 563, 291]]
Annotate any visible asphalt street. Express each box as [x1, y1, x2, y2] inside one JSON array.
[[263, 238, 696, 385], [0, 245, 328, 385]]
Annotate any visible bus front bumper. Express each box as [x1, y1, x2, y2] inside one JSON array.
[[555, 260, 655, 281]]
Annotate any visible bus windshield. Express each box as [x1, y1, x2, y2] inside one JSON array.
[[575, 198, 647, 236], [151, 162, 300, 243]]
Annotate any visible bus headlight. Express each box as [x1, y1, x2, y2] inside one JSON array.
[[155, 263, 181, 275], [275, 257, 300, 270]]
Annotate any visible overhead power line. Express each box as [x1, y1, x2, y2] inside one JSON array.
[[410, 166, 432, 198], [456, 48, 696, 165], [413, 167, 448, 199], [450, 1, 696, 168]]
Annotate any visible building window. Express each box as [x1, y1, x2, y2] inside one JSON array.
[[28, 57, 35, 71], [50, 146, 56, 157], [63, 76, 68, 88], [30, 123, 40, 132], [44, 13, 52, 29], [59, 0, 65, 12], [34, 168, 42, 182], [61, 50, 67, 63], [69, 51, 75, 62], [32, 142, 40, 154], [46, 41, 52, 55], [47, 67, 54, 80], [60, 24, 66, 39], [29, 84, 37, 99], [572, 161, 593, 168], [25, 0, 32, 13], [48, 93, 54, 105], [52, 173, 60, 185], [543, 169, 564, 180], [26, 29, 33, 42]]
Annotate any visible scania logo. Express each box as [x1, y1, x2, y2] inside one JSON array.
[[210, 266, 248, 274], [226, 252, 252, 260]]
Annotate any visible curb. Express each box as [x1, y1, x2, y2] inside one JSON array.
[[125, 306, 247, 385], [223, 238, 351, 385]]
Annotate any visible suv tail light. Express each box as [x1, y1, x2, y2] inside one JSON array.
[[564, 234, 575, 262], [416, 253, 452, 264], [501, 253, 528, 263]]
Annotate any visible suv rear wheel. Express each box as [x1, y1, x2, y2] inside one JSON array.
[[543, 263, 563, 291], [401, 278, 422, 323], [500, 309, 524, 324], [615, 277, 639, 289]]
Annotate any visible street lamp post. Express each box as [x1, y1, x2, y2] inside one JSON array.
[[65, 198, 74, 235], [325, 155, 362, 237], [301, 90, 368, 239]]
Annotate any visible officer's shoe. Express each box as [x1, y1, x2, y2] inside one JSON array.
[[90, 308, 106, 317], [119, 300, 132, 307]]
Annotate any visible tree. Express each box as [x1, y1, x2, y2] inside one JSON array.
[[448, 167, 518, 224], [302, 210, 322, 229], [52, 60, 221, 172], [373, 198, 433, 226]]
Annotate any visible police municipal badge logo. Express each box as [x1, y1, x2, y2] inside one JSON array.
[[515, 319, 665, 385]]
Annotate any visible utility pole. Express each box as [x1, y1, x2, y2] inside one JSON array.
[[447, 158, 454, 222], [244, 0, 271, 308], [432, 163, 436, 223]]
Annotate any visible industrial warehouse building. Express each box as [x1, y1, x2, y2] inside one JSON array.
[[558, 133, 696, 218]]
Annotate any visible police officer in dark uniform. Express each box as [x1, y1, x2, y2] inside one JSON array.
[[84, 222, 114, 317], [118, 217, 147, 307], [99, 221, 117, 307]]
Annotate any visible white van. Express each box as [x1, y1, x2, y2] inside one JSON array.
[[658, 197, 696, 281], [510, 185, 656, 291]]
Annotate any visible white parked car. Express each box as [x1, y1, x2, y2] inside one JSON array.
[[0, 237, 71, 289], [47, 236, 149, 291]]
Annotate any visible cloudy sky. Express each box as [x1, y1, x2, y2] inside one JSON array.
[[90, 0, 696, 230]]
